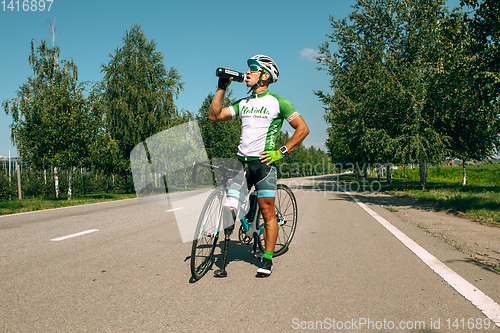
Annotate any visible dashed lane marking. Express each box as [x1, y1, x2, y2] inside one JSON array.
[[50, 229, 99, 241]]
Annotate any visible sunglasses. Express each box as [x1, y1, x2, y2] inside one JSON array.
[[248, 65, 267, 73]]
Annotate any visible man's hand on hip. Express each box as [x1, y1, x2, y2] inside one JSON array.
[[259, 150, 284, 165]]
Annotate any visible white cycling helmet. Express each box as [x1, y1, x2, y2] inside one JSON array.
[[247, 54, 280, 83]]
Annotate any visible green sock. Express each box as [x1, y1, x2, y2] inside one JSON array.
[[264, 251, 273, 260]]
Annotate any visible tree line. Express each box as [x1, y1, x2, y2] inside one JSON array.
[[3, 23, 328, 200], [316, 0, 500, 189]]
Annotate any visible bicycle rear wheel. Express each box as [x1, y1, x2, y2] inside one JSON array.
[[190, 188, 224, 280], [258, 183, 297, 256]]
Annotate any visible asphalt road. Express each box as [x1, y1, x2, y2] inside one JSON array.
[[1, 175, 499, 332]]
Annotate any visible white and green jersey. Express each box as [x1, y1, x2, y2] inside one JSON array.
[[230, 90, 300, 158]]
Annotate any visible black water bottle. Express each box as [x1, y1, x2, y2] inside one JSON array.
[[216, 68, 245, 83]]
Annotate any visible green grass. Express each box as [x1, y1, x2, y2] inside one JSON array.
[[385, 206, 399, 213], [0, 193, 138, 216], [363, 164, 500, 226], [394, 163, 500, 186]]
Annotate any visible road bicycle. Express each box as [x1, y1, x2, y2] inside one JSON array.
[[190, 158, 297, 280]]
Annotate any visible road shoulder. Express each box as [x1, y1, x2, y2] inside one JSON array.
[[356, 191, 500, 273]]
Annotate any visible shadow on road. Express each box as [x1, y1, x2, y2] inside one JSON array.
[[187, 239, 264, 283], [344, 192, 439, 213], [444, 257, 500, 275]]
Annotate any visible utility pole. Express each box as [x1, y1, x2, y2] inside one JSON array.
[[9, 150, 11, 200], [16, 161, 22, 200]]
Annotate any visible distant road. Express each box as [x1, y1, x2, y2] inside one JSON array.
[[1, 176, 499, 331]]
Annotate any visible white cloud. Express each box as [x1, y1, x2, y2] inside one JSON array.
[[299, 48, 320, 61]]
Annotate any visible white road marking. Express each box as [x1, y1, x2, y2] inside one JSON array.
[[347, 191, 500, 327], [166, 207, 184, 212], [50, 229, 99, 241]]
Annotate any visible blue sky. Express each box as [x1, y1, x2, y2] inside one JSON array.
[[0, 0, 460, 158]]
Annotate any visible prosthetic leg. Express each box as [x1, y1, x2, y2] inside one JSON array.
[[214, 207, 236, 278]]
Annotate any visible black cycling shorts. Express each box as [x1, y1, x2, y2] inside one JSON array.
[[228, 158, 277, 199]]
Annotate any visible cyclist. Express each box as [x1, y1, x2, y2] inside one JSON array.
[[209, 54, 309, 276]]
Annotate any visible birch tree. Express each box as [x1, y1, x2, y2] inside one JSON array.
[[316, 0, 451, 189], [3, 26, 94, 199], [100, 23, 186, 193]]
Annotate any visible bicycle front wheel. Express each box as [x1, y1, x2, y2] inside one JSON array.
[[190, 188, 224, 280], [258, 183, 298, 256]]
